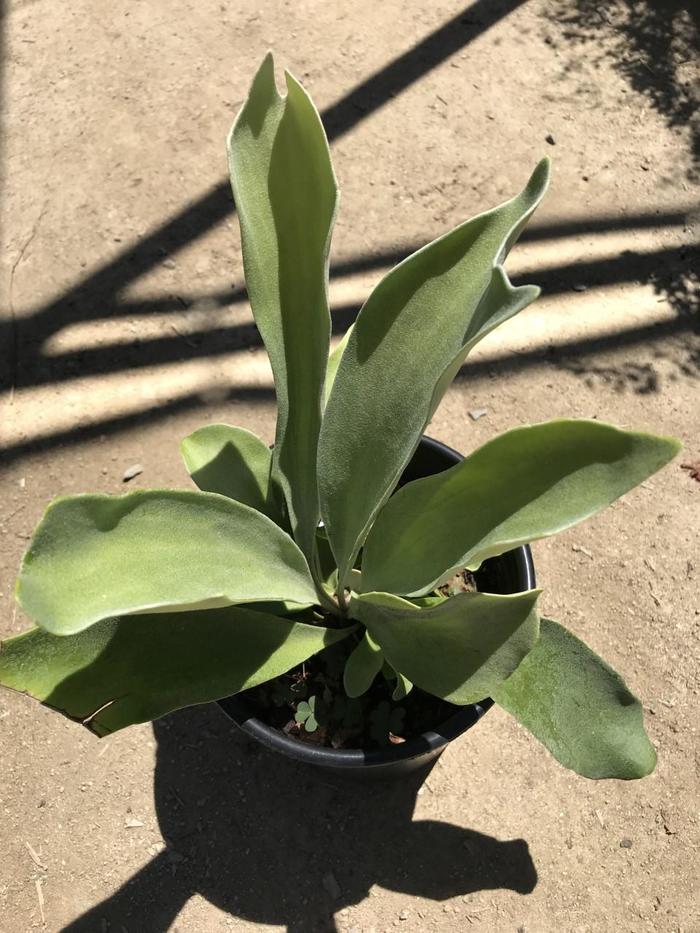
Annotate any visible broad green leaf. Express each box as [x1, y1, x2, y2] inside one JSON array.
[[16, 490, 318, 635], [362, 420, 681, 596], [343, 630, 384, 698], [493, 618, 656, 779], [0, 608, 354, 736], [351, 589, 540, 704], [319, 160, 550, 586], [324, 325, 353, 405], [181, 424, 283, 523], [229, 54, 338, 559]]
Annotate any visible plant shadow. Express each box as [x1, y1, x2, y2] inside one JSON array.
[[61, 703, 536, 932]]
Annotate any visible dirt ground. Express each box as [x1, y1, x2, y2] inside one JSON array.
[[1, 0, 699, 930]]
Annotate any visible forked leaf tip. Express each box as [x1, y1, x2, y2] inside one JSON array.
[[244, 52, 281, 107]]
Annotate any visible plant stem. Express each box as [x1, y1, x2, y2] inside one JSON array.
[[310, 534, 345, 618], [336, 585, 349, 614]]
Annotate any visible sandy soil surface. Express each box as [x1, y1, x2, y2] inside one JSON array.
[[1, 0, 699, 930]]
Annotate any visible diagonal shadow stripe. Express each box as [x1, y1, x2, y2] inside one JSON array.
[[4, 314, 696, 469], [18, 241, 698, 390], [3, 0, 526, 386]]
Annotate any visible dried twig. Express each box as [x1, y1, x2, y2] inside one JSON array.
[[35, 878, 46, 924], [25, 841, 47, 871]]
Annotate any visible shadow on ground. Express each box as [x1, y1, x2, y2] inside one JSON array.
[[60, 704, 536, 933], [3, 0, 699, 467], [552, 0, 700, 179]]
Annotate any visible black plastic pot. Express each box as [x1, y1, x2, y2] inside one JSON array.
[[218, 435, 536, 778]]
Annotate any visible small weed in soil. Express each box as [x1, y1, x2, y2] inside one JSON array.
[[242, 637, 461, 750]]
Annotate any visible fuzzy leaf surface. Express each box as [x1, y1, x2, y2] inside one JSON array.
[[319, 160, 549, 584], [16, 490, 317, 635], [181, 424, 283, 522], [362, 420, 680, 596], [229, 54, 338, 558], [352, 590, 540, 704], [493, 618, 656, 779], [0, 609, 352, 735]]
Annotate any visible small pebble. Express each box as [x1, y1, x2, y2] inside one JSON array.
[[545, 133, 556, 145], [468, 408, 488, 421], [572, 283, 588, 292], [122, 463, 144, 482], [399, 909, 410, 921], [620, 837, 633, 849]]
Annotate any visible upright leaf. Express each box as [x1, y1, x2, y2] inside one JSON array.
[[319, 160, 550, 585], [16, 490, 318, 635], [229, 55, 338, 558], [352, 590, 540, 704], [0, 609, 354, 735], [181, 424, 283, 523], [362, 420, 681, 596], [493, 618, 656, 779]]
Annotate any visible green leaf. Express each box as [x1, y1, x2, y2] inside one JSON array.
[[181, 424, 284, 523], [428, 267, 540, 420], [343, 630, 384, 698], [0, 608, 353, 735], [295, 695, 319, 732], [324, 325, 353, 405], [352, 589, 540, 704], [362, 420, 681, 596], [318, 160, 550, 585], [229, 54, 338, 558], [493, 618, 656, 779], [385, 663, 413, 701], [16, 490, 318, 635]]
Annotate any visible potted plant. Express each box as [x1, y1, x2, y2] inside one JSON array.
[[0, 55, 680, 782]]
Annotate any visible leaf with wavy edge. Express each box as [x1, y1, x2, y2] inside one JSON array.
[[319, 160, 550, 588], [0, 609, 354, 735], [16, 490, 318, 635], [493, 618, 656, 779]]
